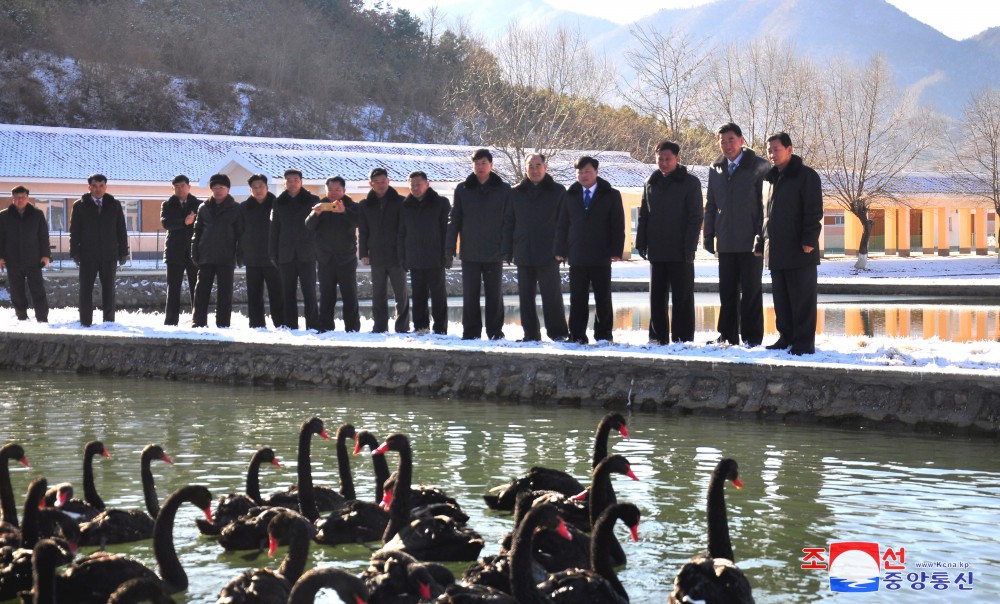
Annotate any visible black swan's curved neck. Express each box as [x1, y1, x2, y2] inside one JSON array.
[[245, 448, 271, 505], [357, 432, 390, 504], [32, 540, 62, 604], [592, 413, 625, 468], [509, 507, 554, 604], [707, 469, 735, 562], [297, 418, 324, 522], [141, 448, 162, 519], [589, 457, 623, 529], [336, 425, 356, 502], [153, 485, 212, 593], [591, 504, 631, 601], [1, 443, 24, 527], [277, 519, 312, 586], [22, 477, 48, 549], [84, 441, 107, 511], [382, 444, 413, 544]]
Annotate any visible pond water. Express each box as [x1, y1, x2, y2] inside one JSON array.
[[1, 372, 997, 602], [356, 293, 1000, 342]]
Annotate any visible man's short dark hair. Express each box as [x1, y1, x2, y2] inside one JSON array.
[[408, 171, 428, 181], [171, 174, 190, 185], [369, 167, 388, 180], [471, 148, 493, 163], [766, 132, 793, 147], [717, 122, 743, 138], [655, 140, 681, 156], [248, 173, 268, 186], [574, 156, 599, 171], [11, 185, 29, 196], [525, 153, 547, 164], [284, 169, 303, 179], [326, 176, 346, 188], [87, 173, 108, 185]]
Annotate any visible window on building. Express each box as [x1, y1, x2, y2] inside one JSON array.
[[122, 199, 140, 232], [34, 198, 68, 232]]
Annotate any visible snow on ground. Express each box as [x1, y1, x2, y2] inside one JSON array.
[[3, 255, 999, 375]]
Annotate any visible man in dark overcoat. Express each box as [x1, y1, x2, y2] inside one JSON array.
[[240, 173, 284, 328], [191, 173, 244, 328], [761, 132, 824, 355], [703, 122, 770, 346], [359, 167, 409, 334], [636, 140, 704, 344], [160, 174, 200, 325], [269, 169, 319, 330], [398, 171, 451, 335], [69, 173, 129, 326], [0, 186, 50, 322], [502, 153, 568, 342], [554, 156, 625, 344]]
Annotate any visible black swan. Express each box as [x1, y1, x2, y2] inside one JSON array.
[[219, 418, 328, 551], [31, 484, 212, 603], [484, 412, 630, 511], [462, 491, 550, 595], [670, 458, 753, 604], [534, 455, 638, 573], [106, 577, 174, 604], [287, 566, 369, 604], [372, 434, 484, 562], [215, 510, 313, 603], [0, 477, 67, 601], [197, 446, 281, 536], [78, 443, 174, 546], [315, 428, 392, 545], [262, 417, 333, 521], [538, 503, 641, 603], [0, 443, 30, 542], [44, 441, 110, 524], [362, 549, 455, 602], [508, 503, 574, 604]]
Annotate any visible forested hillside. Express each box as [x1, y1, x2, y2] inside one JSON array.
[[0, 0, 665, 159]]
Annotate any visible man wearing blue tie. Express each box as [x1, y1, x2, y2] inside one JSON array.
[[703, 122, 770, 347], [69, 173, 129, 327], [554, 156, 625, 344]]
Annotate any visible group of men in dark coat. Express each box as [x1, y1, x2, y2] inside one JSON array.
[[5, 129, 821, 351]]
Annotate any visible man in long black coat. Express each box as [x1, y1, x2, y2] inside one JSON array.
[[191, 173, 244, 328], [359, 168, 409, 334], [761, 132, 824, 355], [502, 153, 568, 342], [269, 169, 319, 330], [160, 174, 200, 325], [446, 148, 511, 340], [305, 176, 360, 333], [240, 173, 284, 328], [0, 186, 50, 322], [69, 173, 129, 327], [703, 122, 770, 347], [554, 156, 625, 344], [635, 140, 704, 344], [399, 171, 451, 335]]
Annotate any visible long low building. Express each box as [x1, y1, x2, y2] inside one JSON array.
[[0, 123, 994, 260]]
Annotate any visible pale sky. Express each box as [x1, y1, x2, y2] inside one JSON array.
[[393, 0, 1000, 41]]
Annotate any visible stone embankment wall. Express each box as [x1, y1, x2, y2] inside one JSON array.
[[0, 333, 996, 436]]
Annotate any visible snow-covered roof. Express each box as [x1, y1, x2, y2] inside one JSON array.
[[0, 123, 654, 188]]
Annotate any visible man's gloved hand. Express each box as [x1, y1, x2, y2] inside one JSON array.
[[704, 237, 716, 255]]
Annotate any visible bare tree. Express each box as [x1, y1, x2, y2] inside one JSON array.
[[951, 87, 1000, 262], [448, 22, 619, 180], [620, 25, 712, 161], [814, 54, 935, 269]]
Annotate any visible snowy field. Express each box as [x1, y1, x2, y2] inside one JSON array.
[[1, 255, 998, 376]]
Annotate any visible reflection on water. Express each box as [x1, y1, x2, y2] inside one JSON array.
[[488, 293, 999, 342], [1, 373, 997, 603]]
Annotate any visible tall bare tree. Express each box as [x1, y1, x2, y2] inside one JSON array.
[[814, 54, 935, 269], [620, 25, 713, 162], [951, 87, 1000, 262], [448, 22, 618, 180]]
